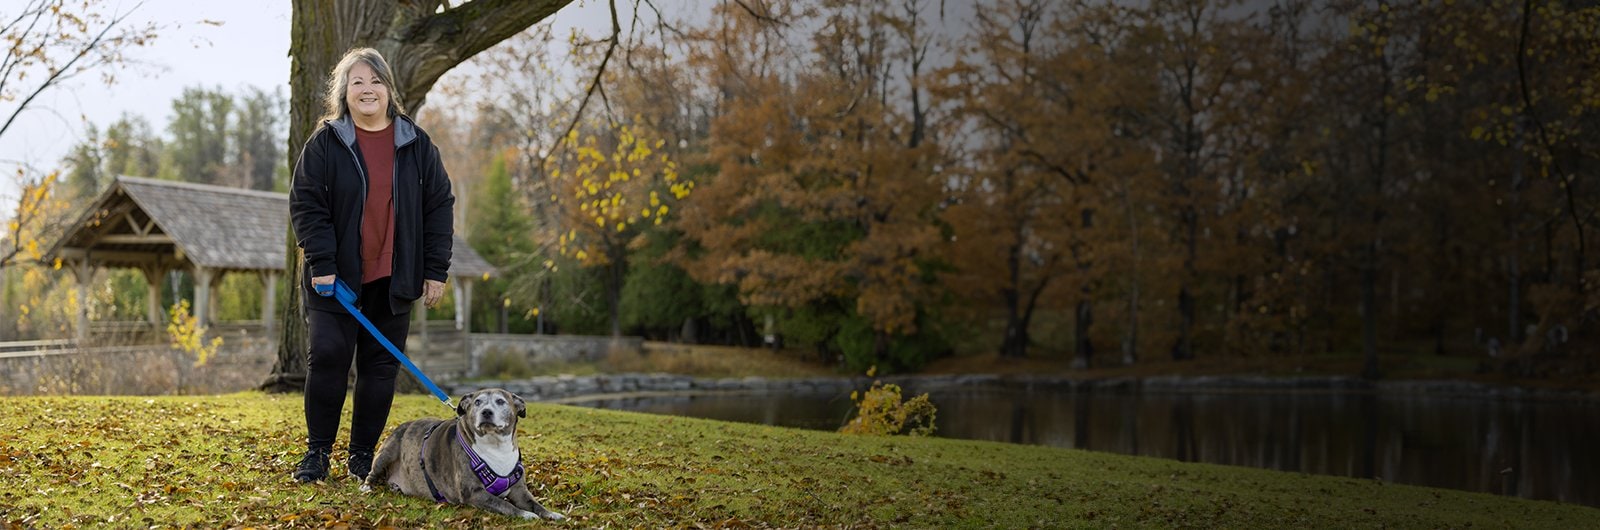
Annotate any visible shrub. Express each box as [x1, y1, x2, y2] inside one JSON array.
[[167, 300, 222, 367], [477, 348, 534, 380], [839, 366, 937, 437], [836, 312, 951, 374]]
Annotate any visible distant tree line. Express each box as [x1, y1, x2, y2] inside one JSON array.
[[425, 0, 1599, 375], [62, 86, 287, 198]]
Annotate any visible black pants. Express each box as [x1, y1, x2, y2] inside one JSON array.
[[303, 277, 410, 453]]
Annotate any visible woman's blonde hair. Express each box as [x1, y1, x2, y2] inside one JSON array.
[[319, 47, 406, 123]]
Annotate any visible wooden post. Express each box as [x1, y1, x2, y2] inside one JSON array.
[[73, 259, 91, 343], [454, 279, 471, 331], [262, 271, 278, 334], [208, 271, 224, 325], [194, 267, 213, 329], [144, 266, 166, 326]]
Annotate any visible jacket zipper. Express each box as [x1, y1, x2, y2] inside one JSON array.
[[340, 136, 368, 301], [390, 139, 400, 289]]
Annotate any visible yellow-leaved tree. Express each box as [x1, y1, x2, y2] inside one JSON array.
[[543, 121, 689, 337]]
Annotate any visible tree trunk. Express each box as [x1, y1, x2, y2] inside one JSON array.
[[1072, 298, 1092, 369], [1000, 302, 1028, 358], [1172, 206, 1197, 361], [607, 251, 624, 338], [1508, 126, 1526, 345], [1362, 41, 1394, 382], [1000, 240, 1027, 358], [263, 0, 577, 393], [1121, 182, 1140, 365], [260, 0, 336, 393], [1173, 285, 1195, 361], [1360, 251, 1381, 380]]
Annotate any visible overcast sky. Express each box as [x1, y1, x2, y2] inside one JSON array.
[[0, 0, 621, 205], [0, 0, 979, 206]]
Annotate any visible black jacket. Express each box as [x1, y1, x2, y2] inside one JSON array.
[[290, 114, 454, 315]]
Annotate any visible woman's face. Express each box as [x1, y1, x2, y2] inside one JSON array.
[[345, 61, 389, 122]]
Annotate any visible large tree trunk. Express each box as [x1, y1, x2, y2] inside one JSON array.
[[1000, 241, 1027, 358], [263, 0, 577, 393], [1172, 204, 1197, 361], [1120, 182, 1140, 365], [1507, 127, 1526, 346], [1361, 43, 1394, 382]]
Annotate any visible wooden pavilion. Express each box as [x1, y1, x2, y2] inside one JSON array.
[[45, 176, 496, 341]]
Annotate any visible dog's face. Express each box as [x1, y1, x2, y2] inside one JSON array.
[[456, 388, 526, 436]]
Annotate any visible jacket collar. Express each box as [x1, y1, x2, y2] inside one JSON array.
[[328, 114, 417, 148]]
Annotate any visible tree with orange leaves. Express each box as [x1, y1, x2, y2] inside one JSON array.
[[675, 0, 947, 371], [936, 0, 1155, 363]]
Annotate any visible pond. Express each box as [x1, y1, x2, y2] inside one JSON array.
[[566, 385, 1600, 508]]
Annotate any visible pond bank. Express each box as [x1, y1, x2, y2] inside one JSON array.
[[446, 372, 1600, 403]]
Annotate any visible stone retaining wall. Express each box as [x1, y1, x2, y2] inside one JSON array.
[[449, 374, 862, 402], [468, 334, 643, 376]]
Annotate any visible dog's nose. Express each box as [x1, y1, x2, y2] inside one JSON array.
[[481, 409, 494, 419]]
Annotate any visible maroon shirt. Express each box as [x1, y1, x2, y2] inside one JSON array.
[[355, 123, 396, 283]]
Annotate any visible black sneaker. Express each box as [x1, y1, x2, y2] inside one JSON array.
[[347, 449, 374, 481], [293, 447, 331, 483]]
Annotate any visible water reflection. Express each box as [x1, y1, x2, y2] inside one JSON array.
[[567, 387, 1598, 507]]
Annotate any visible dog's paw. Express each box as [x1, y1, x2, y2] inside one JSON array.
[[544, 511, 566, 521], [518, 510, 538, 520], [358, 482, 372, 493]]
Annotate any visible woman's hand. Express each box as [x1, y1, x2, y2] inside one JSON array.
[[310, 274, 337, 297], [424, 279, 446, 307]]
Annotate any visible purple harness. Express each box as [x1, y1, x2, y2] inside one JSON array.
[[421, 423, 526, 502]]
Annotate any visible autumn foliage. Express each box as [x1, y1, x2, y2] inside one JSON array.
[[839, 367, 937, 437], [402, 0, 1600, 377]]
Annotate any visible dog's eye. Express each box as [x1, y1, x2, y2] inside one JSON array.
[[496, 398, 506, 405]]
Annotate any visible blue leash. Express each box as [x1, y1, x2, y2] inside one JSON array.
[[316, 279, 454, 410]]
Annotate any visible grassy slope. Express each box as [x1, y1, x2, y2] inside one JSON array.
[[0, 393, 1595, 529]]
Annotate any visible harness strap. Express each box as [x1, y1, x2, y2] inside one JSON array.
[[420, 423, 447, 503], [454, 427, 525, 496]]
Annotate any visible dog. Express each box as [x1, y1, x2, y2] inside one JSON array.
[[362, 389, 565, 521]]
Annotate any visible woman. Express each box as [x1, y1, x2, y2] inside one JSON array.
[[288, 47, 454, 483]]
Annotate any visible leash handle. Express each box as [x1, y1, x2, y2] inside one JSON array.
[[317, 278, 454, 409], [313, 278, 358, 305]]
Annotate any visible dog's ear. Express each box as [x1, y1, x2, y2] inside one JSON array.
[[456, 391, 474, 417], [512, 392, 526, 418]]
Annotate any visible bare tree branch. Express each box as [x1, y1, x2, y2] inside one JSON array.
[[732, 0, 788, 27], [0, 1, 146, 141], [1516, 0, 1586, 291], [542, 0, 622, 170]]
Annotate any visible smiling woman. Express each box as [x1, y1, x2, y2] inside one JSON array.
[[288, 47, 455, 485]]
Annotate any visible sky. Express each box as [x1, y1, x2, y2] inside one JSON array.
[[0, 0, 976, 207], [0, 0, 619, 205]]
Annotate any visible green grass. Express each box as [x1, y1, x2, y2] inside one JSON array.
[[1, 393, 1595, 529]]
